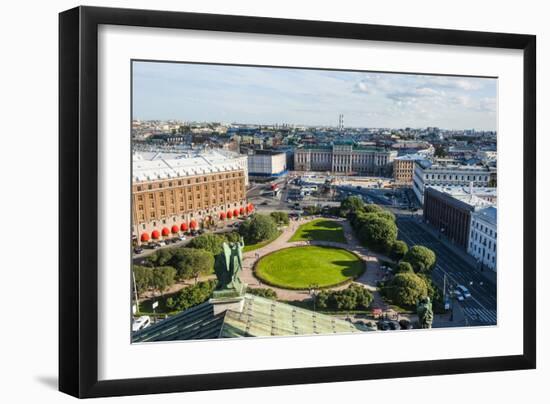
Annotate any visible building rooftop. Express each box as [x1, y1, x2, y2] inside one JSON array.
[[132, 294, 365, 342], [132, 150, 246, 183], [472, 206, 497, 225], [394, 153, 426, 161], [428, 185, 496, 209]]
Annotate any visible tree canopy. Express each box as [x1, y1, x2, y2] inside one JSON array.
[[403, 245, 437, 273], [169, 248, 215, 282], [187, 233, 226, 255], [239, 214, 278, 244], [390, 240, 409, 260], [385, 272, 428, 307]]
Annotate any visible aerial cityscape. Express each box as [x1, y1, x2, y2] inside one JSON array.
[[130, 61, 497, 341]]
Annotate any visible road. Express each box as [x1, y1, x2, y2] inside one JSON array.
[[396, 215, 497, 326]]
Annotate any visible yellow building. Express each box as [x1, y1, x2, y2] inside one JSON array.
[[132, 150, 251, 244]]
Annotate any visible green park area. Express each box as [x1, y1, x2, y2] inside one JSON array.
[[254, 245, 364, 289], [243, 229, 282, 253], [289, 219, 346, 243]]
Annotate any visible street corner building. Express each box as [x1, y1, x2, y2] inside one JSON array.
[[132, 150, 252, 245]]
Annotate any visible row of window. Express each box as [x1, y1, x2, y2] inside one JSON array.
[[473, 221, 496, 238], [424, 173, 489, 181], [135, 172, 244, 191]]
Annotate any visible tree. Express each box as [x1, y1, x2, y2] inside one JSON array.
[[170, 279, 217, 311], [390, 240, 409, 260], [133, 265, 153, 297], [362, 204, 383, 214], [169, 248, 215, 282], [187, 233, 225, 255], [395, 261, 414, 274], [150, 266, 176, 296], [403, 245, 437, 273], [239, 214, 278, 244], [224, 231, 242, 243], [434, 145, 448, 157], [357, 215, 398, 252], [149, 249, 174, 266], [270, 211, 289, 225], [340, 195, 364, 216], [385, 272, 428, 307]]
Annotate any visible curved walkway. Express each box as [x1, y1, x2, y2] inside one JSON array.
[[242, 217, 392, 311]]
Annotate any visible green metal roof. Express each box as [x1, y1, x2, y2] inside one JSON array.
[[132, 294, 364, 342]]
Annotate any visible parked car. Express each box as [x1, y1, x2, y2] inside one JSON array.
[[178, 235, 187, 241], [133, 246, 144, 254], [456, 284, 472, 298], [364, 321, 378, 331], [388, 320, 400, 330], [399, 319, 413, 330], [157, 241, 166, 247], [169, 237, 180, 244], [377, 320, 390, 331], [132, 316, 151, 332]]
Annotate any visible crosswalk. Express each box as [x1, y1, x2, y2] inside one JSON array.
[[463, 307, 497, 325]]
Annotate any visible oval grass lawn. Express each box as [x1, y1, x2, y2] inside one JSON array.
[[254, 246, 364, 289]]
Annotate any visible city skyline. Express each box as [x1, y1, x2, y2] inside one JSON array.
[[133, 61, 498, 131]]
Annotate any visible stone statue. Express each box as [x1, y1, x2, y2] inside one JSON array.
[[213, 238, 245, 298], [417, 296, 434, 329]]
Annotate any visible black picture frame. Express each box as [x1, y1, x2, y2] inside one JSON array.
[[59, 6, 536, 398]]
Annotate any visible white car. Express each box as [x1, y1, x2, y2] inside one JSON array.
[[453, 290, 465, 301], [178, 235, 187, 241], [456, 285, 472, 298], [132, 315, 151, 332]]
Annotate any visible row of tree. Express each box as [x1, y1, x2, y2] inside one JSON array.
[[382, 245, 439, 309], [343, 196, 400, 254]]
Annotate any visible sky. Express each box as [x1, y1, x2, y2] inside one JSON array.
[[132, 61, 497, 131]]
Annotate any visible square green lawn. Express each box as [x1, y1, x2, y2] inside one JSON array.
[[289, 219, 346, 243]]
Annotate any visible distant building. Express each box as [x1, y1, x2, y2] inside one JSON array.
[[132, 150, 249, 245], [247, 150, 288, 178], [393, 154, 426, 185], [294, 142, 397, 175], [468, 206, 497, 272], [413, 159, 495, 203], [423, 185, 494, 250]]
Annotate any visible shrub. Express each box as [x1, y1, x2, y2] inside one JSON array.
[[315, 284, 373, 311], [246, 287, 278, 300]]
